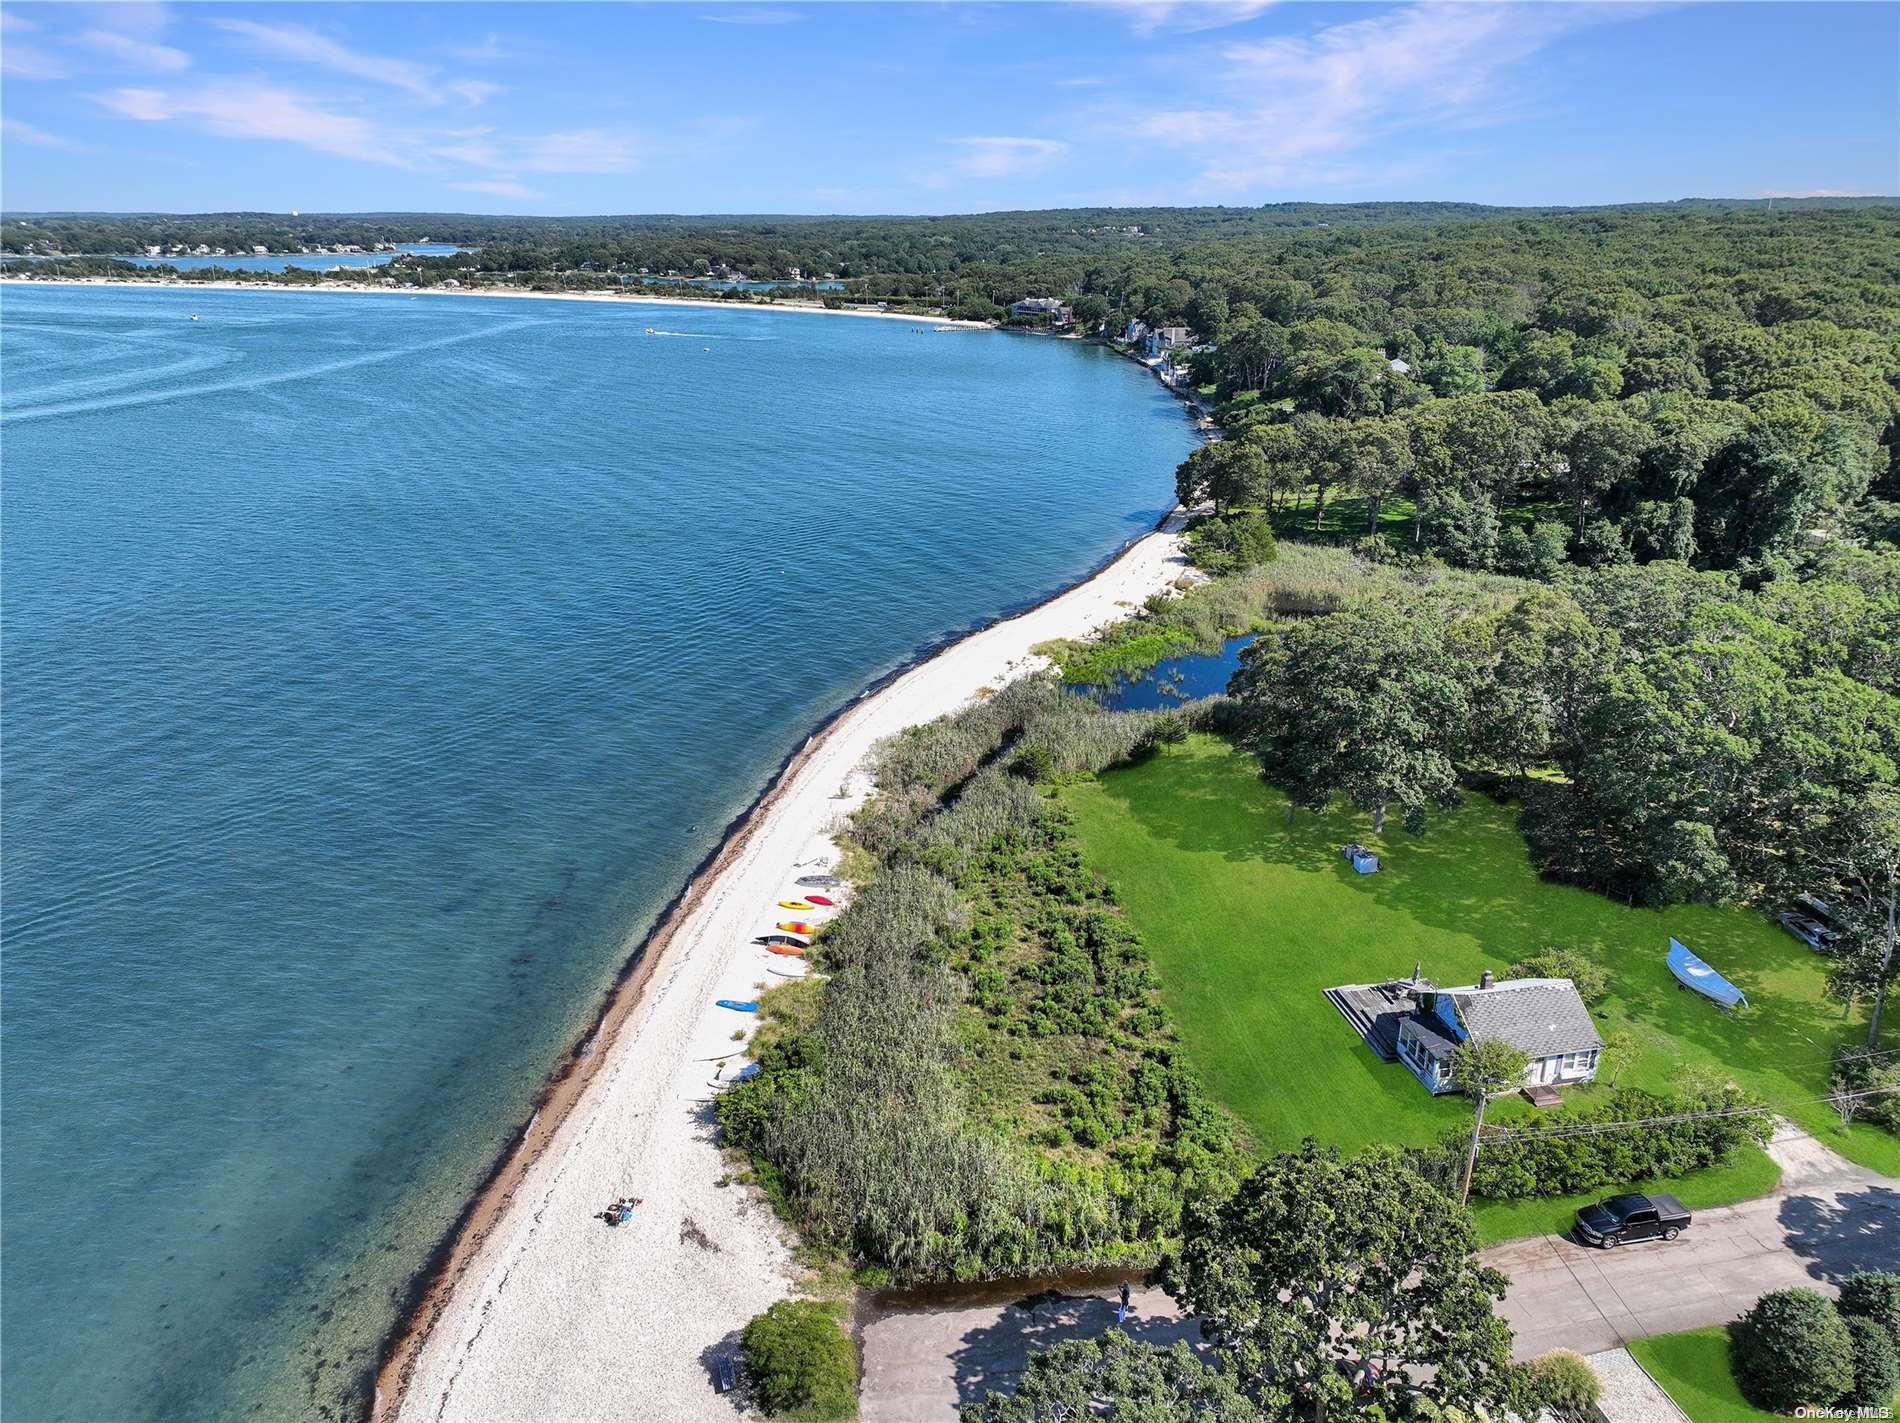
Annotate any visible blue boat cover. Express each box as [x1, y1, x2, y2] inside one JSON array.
[[716, 998, 760, 1013], [1667, 938, 1746, 1009], [1349, 852, 1380, 875]]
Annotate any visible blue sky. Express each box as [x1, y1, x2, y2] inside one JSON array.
[[1, 2, 1894, 214]]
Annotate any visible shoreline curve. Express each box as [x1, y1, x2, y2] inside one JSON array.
[[366, 502, 1195, 1422]]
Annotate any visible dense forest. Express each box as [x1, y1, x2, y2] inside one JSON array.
[[11, 197, 1884, 265], [13, 203, 1897, 580]]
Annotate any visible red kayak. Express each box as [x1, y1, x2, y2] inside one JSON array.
[[766, 943, 806, 958], [804, 893, 837, 906]]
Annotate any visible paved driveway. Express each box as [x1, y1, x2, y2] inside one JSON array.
[[858, 1129, 1899, 1418], [1489, 1128, 1900, 1359]]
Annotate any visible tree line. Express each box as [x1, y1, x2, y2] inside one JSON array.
[[1225, 551, 1900, 1041]]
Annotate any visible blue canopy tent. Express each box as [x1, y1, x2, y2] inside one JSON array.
[[1667, 938, 1747, 1009]]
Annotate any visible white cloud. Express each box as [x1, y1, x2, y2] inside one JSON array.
[[448, 178, 543, 201], [212, 19, 439, 101], [93, 82, 407, 165], [1103, 0, 1278, 36], [1140, 3, 1644, 190], [951, 136, 1070, 179], [1, 115, 86, 150], [700, 7, 805, 24], [1758, 188, 1874, 199], [450, 33, 508, 63], [448, 79, 503, 106], [76, 27, 190, 72], [516, 127, 640, 173], [2, 36, 69, 79]]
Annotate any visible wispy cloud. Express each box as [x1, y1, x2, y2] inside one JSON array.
[[212, 19, 439, 101], [76, 27, 190, 72], [448, 79, 504, 106], [1, 15, 70, 81], [450, 33, 509, 63], [449, 178, 542, 201], [516, 128, 640, 174], [1105, 1, 1279, 37], [1140, 3, 1644, 190], [94, 83, 407, 165], [1, 115, 88, 151], [700, 7, 805, 24], [1759, 187, 1873, 199], [952, 135, 1069, 179]]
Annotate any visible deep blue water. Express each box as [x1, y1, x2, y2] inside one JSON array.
[[1070, 633, 1257, 710], [0, 284, 1191, 1422]]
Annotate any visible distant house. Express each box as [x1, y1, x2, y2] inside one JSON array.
[[1012, 296, 1064, 316], [1395, 972, 1602, 1095], [252, 245, 269, 255], [1141, 326, 1190, 358], [1389, 357, 1412, 375], [1123, 319, 1149, 345], [1011, 296, 1073, 326]]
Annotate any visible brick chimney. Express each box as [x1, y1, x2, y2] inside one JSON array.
[[1479, 969, 1495, 990]]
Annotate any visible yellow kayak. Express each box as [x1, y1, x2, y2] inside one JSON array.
[[778, 899, 815, 910]]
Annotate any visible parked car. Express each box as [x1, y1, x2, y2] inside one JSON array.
[[1574, 1193, 1691, 1248], [1780, 911, 1841, 953]]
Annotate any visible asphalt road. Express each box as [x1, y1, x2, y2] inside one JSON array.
[[1489, 1127, 1900, 1359], [855, 1128, 1899, 1419]]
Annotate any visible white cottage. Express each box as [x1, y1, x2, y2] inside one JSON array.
[[1395, 972, 1602, 1095]]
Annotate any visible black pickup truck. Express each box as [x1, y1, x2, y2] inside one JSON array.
[[1574, 1193, 1691, 1248]]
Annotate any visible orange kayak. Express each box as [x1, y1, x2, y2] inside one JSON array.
[[777, 921, 816, 935], [766, 943, 806, 958]]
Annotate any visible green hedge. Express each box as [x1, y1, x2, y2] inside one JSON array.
[[1463, 1085, 1769, 1199]]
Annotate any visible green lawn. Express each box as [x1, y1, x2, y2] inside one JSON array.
[[1059, 735, 1899, 1184], [1469, 1145, 1780, 1246], [1628, 1329, 1782, 1422]]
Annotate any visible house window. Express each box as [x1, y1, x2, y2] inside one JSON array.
[[1559, 1050, 1596, 1074]]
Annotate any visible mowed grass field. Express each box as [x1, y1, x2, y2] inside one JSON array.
[[1628, 1329, 1785, 1422], [1059, 735, 1900, 1187]]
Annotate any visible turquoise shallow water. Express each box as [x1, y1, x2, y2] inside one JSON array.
[[0, 285, 1192, 1421]]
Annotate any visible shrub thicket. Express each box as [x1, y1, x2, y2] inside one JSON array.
[[1526, 1349, 1601, 1423], [1505, 947, 1609, 1005], [1842, 1270, 1900, 1345], [1463, 1084, 1769, 1199], [741, 1299, 858, 1421], [1842, 1315, 1900, 1410], [1730, 1288, 1856, 1413], [718, 678, 1244, 1281]]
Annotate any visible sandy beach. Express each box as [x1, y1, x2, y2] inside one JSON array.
[[374, 510, 1193, 1423], [0, 273, 993, 326]]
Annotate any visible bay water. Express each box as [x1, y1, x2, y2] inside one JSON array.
[[0, 284, 1192, 1421]]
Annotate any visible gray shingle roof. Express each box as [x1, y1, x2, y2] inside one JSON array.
[[1449, 979, 1603, 1059], [1402, 1016, 1460, 1061]]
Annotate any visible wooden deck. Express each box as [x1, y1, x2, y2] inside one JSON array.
[[1323, 981, 1421, 1062]]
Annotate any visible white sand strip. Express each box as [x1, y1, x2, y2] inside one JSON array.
[[378, 513, 1193, 1423], [0, 274, 992, 325]]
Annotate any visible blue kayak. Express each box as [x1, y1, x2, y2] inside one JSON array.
[[1668, 938, 1747, 1009], [716, 999, 759, 1013]]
